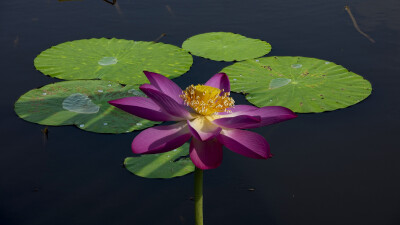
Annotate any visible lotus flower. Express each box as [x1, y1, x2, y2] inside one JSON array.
[[109, 71, 297, 169]]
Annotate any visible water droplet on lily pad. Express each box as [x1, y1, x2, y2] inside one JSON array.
[[291, 64, 302, 69], [269, 78, 292, 89], [98, 57, 118, 66], [128, 89, 145, 96], [79, 124, 85, 128], [136, 123, 142, 126], [103, 122, 108, 125], [62, 93, 100, 114]]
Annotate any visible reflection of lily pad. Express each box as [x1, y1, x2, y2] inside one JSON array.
[[14, 80, 159, 133], [34, 38, 193, 85], [182, 32, 271, 61], [222, 56, 372, 113], [124, 143, 194, 179]]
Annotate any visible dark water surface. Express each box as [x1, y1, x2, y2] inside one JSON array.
[[1, 0, 400, 224]]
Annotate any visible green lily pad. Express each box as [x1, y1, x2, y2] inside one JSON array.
[[221, 56, 372, 113], [124, 143, 194, 179], [182, 32, 271, 61], [14, 80, 160, 133], [34, 38, 193, 85]]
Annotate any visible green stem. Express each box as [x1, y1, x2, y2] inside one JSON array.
[[194, 167, 203, 225]]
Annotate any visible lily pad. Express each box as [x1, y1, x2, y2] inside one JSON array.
[[182, 32, 271, 61], [14, 80, 160, 133], [221, 56, 372, 113], [34, 38, 193, 85], [124, 143, 194, 179]]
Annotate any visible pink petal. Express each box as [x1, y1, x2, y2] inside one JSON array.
[[217, 105, 297, 129], [217, 105, 258, 116], [108, 97, 179, 121], [187, 118, 222, 141], [204, 73, 230, 93], [140, 84, 193, 120], [240, 106, 297, 129], [217, 129, 271, 159], [212, 115, 261, 129], [189, 138, 223, 170], [143, 71, 184, 104], [131, 121, 191, 154]]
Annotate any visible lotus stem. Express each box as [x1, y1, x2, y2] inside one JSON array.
[[194, 167, 203, 225]]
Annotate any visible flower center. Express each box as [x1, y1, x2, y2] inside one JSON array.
[[180, 85, 235, 116]]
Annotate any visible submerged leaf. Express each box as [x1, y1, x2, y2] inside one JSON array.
[[222, 56, 372, 113], [124, 143, 194, 179]]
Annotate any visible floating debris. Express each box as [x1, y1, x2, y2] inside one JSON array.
[[103, 0, 116, 5], [13, 36, 19, 47], [165, 5, 175, 17], [345, 5, 375, 43], [153, 33, 167, 43]]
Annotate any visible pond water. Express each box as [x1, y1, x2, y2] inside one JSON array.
[[1, 0, 400, 224]]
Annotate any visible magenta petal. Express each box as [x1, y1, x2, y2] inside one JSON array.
[[131, 122, 191, 154], [229, 105, 258, 113], [190, 138, 223, 170], [143, 71, 184, 104], [204, 73, 230, 93], [217, 129, 271, 159], [212, 115, 261, 129], [108, 97, 179, 121], [218, 105, 258, 116], [187, 118, 222, 141], [140, 84, 193, 120], [240, 106, 297, 129], [217, 105, 297, 129]]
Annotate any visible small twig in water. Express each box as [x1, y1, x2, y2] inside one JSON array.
[[41, 126, 48, 147], [153, 33, 167, 43], [104, 0, 116, 5], [165, 5, 175, 17], [344, 5, 375, 43], [114, 1, 123, 15], [13, 36, 19, 47]]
